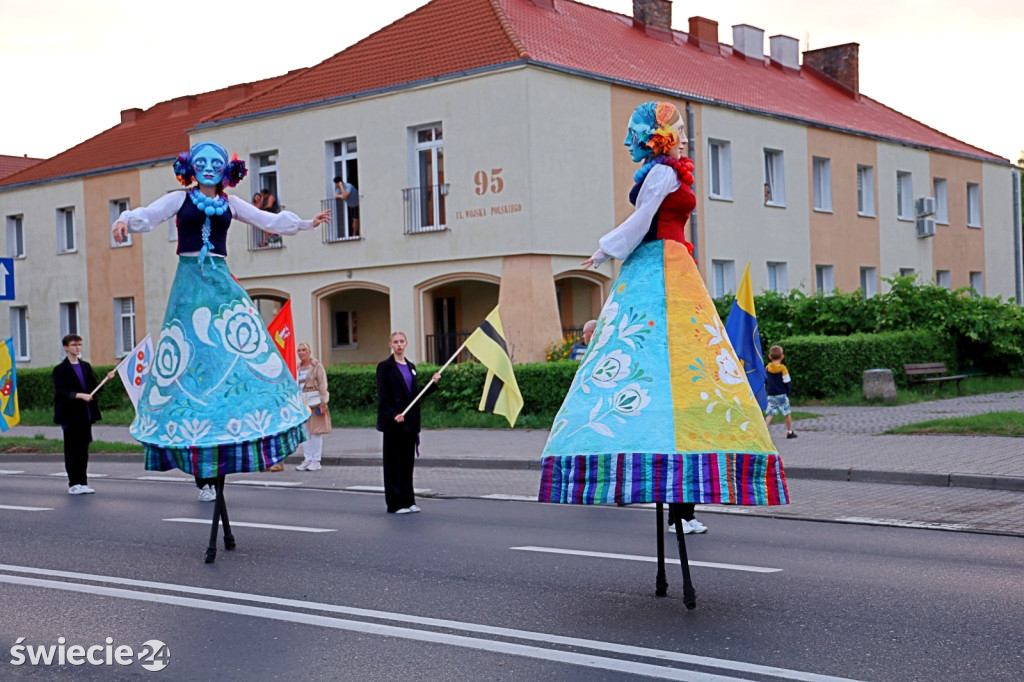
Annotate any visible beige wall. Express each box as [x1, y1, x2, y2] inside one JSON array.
[[876, 143, 932, 289], [929, 153, 985, 289], [982, 164, 1019, 299]]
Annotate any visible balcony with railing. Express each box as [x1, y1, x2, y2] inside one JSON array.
[[402, 184, 449, 234], [249, 226, 283, 251], [320, 198, 361, 243]]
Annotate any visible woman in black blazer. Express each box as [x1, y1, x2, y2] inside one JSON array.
[[376, 331, 440, 514], [52, 334, 107, 494]]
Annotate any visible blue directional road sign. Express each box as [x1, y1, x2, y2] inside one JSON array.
[[0, 258, 13, 301]]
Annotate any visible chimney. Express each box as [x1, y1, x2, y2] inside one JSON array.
[[170, 95, 197, 116], [803, 43, 860, 95], [120, 108, 143, 125], [226, 83, 254, 103], [633, 0, 674, 42], [769, 34, 799, 71], [527, 0, 556, 8], [688, 16, 720, 54], [732, 24, 765, 64]]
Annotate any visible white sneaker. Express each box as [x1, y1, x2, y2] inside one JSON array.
[[296, 460, 310, 471], [394, 508, 412, 514], [669, 520, 695, 534], [688, 519, 708, 534], [68, 485, 86, 495], [408, 505, 421, 513], [307, 461, 322, 471], [79, 485, 95, 494], [198, 485, 216, 502]]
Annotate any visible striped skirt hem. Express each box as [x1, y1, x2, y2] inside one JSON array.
[[143, 424, 307, 478]]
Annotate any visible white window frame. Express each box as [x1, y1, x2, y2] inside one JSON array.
[[331, 310, 358, 349], [815, 265, 835, 294], [406, 123, 447, 233], [59, 301, 80, 339], [812, 157, 832, 212], [6, 214, 25, 259], [857, 165, 875, 217], [707, 139, 732, 200], [9, 306, 29, 360], [109, 199, 132, 247], [896, 171, 914, 220], [936, 270, 951, 290], [969, 271, 984, 297], [114, 297, 135, 358], [711, 260, 736, 298], [250, 151, 281, 249], [860, 267, 878, 299], [766, 261, 789, 293], [967, 183, 981, 228], [326, 138, 360, 241], [57, 207, 76, 253], [933, 178, 949, 224], [763, 149, 786, 206]]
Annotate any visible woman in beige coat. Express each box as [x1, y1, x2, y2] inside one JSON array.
[[296, 342, 331, 471]]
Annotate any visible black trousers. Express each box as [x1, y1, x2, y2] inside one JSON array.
[[667, 503, 696, 524], [62, 423, 93, 487], [382, 431, 417, 512], [195, 476, 217, 489]]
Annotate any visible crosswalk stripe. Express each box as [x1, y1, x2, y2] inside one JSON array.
[[163, 518, 335, 533], [0, 505, 53, 511], [511, 546, 782, 573]]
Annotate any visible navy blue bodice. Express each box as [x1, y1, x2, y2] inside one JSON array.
[[176, 195, 232, 256]]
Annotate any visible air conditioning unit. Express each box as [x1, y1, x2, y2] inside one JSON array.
[[916, 217, 936, 238], [915, 196, 936, 217]]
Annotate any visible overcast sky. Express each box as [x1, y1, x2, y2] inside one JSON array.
[[2, 0, 1021, 163]]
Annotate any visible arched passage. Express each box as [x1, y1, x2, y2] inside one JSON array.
[[416, 273, 500, 364], [554, 271, 608, 338], [312, 282, 390, 366]]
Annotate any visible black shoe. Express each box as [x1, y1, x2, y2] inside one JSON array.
[[787, 431, 798, 439]]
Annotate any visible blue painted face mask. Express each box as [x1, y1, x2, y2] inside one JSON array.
[[190, 143, 229, 187], [623, 103, 658, 163]]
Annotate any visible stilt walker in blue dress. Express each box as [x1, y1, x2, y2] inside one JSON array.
[[112, 142, 330, 562]]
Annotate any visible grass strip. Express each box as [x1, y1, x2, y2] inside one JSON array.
[[884, 411, 1024, 437], [0, 435, 143, 454]]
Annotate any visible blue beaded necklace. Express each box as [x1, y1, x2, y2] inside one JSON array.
[[188, 189, 228, 272]]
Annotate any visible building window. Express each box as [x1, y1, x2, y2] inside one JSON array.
[[708, 139, 732, 199], [249, 151, 281, 250], [936, 270, 951, 290], [763, 149, 785, 206], [812, 157, 832, 212], [10, 306, 29, 360], [933, 178, 949, 224], [404, 124, 447, 233], [114, 297, 135, 357], [60, 302, 80, 338], [967, 183, 981, 227], [899, 268, 916, 279], [57, 207, 76, 253], [766, 261, 788, 293], [6, 214, 25, 258], [332, 310, 358, 348], [969, 271, 984, 297], [325, 138, 361, 242], [815, 265, 835, 294], [860, 267, 878, 299], [896, 171, 914, 220], [857, 165, 875, 216], [711, 260, 735, 298], [109, 199, 132, 247]]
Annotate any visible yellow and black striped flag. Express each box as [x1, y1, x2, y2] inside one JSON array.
[[464, 306, 523, 427]]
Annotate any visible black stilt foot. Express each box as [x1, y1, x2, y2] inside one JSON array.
[[224, 534, 236, 551], [655, 503, 668, 597], [205, 547, 216, 564]]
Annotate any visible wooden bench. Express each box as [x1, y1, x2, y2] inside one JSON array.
[[903, 363, 970, 393]]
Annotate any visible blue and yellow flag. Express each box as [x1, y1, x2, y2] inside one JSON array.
[[0, 336, 20, 431], [724, 264, 767, 410], [464, 306, 523, 427]]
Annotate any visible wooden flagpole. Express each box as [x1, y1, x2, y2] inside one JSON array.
[[399, 338, 469, 417]]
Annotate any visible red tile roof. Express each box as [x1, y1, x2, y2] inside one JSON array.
[[0, 72, 301, 188], [207, 0, 1003, 163], [0, 155, 43, 180]]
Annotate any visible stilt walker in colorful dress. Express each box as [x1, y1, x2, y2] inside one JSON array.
[[539, 102, 788, 608], [112, 141, 330, 563]]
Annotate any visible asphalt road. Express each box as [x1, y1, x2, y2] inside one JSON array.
[[1, 475, 1021, 681]]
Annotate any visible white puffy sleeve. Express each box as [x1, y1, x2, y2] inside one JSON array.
[[115, 192, 186, 234], [590, 164, 680, 266], [228, 195, 316, 235]]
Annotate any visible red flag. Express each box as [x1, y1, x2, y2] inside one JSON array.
[[267, 300, 297, 379]]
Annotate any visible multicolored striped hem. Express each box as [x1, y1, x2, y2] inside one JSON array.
[[143, 424, 307, 478], [538, 452, 788, 505]]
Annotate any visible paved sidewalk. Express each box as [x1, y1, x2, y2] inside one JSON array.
[[4, 392, 1023, 536]]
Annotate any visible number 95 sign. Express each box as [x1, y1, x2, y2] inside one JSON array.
[[473, 169, 504, 195]]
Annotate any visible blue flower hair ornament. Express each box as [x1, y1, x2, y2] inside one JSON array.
[[223, 155, 247, 188], [173, 152, 195, 187]]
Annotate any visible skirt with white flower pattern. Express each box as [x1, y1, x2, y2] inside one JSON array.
[[539, 240, 787, 505], [131, 256, 308, 477]]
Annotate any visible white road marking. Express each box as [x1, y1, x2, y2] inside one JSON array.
[[0, 564, 861, 682], [481, 494, 536, 501], [49, 472, 108, 478], [163, 518, 335, 533], [138, 476, 192, 482], [229, 480, 303, 487], [0, 505, 52, 511], [345, 485, 431, 493], [0, 470, 25, 475], [511, 546, 782, 573], [837, 517, 969, 531]]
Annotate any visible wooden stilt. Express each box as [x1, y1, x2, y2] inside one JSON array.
[[670, 503, 697, 610], [655, 502, 668, 596]]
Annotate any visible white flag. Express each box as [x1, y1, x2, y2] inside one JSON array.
[[116, 334, 153, 410]]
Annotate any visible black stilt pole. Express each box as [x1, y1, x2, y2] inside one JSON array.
[[218, 475, 235, 550], [671, 504, 697, 610], [655, 502, 668, 596], [205, 479, 221, 564]]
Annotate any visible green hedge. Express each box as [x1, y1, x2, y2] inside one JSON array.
[[776, 330, 956, 399], [15, 365, 133, 414]]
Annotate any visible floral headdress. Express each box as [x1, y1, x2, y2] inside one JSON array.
[[173, 141, 248, 188]]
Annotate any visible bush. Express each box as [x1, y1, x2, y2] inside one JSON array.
[[777, 330, 956, 399], [545, 333, 582, 362]]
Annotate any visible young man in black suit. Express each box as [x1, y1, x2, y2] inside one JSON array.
[[52, 334, 107, 494]]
